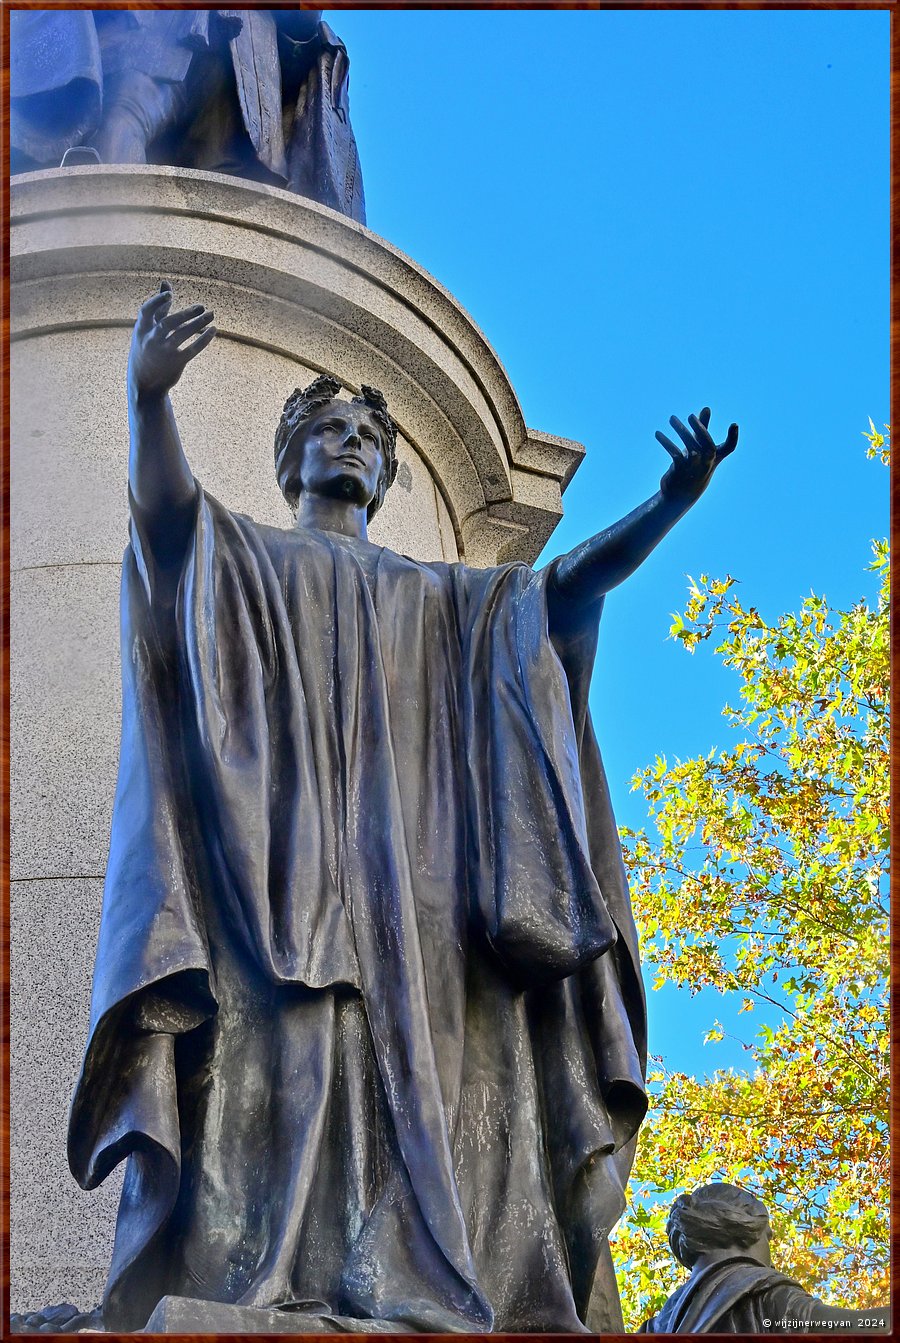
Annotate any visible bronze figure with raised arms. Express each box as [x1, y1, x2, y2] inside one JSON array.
[[67, 283, 737, 1333]]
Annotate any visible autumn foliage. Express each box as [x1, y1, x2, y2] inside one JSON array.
[[610, 430, 889, 1328]]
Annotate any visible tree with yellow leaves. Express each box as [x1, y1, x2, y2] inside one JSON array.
[[611, 430, 889, 1329]]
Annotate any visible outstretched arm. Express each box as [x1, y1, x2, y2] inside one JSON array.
[[548, 407, 738, 632], [127, 281, 216, 567]]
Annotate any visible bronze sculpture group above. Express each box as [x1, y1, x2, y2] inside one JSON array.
[[9, 9, 365, 222]]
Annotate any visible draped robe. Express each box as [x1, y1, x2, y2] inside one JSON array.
[[638, 1258, 842, 1334], [68, 490, 647, 1332]]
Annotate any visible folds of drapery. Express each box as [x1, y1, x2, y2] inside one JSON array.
[[10, 10, 366, 223], [639, 1258, 814, 1334], [9, 10, 102, 164], [69, 490, 646, 1331], [284, 22, 367, 223]]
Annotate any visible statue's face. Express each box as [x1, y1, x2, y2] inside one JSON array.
[[280, 401, 386, 510]]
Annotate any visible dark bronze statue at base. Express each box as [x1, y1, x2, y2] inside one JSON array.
[[45, 282, 738, 1334], [6, 253, 738, 1330]]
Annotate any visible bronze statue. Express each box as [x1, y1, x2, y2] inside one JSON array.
[[640, 1183, 890, 1333], [64, 284, 737, 1333], [9, 9, 365, 222]]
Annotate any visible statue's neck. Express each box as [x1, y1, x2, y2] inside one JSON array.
[[294, 493, 369, 539], [692, 1248, 768, 1273], [692, 1227, 771, 1274]]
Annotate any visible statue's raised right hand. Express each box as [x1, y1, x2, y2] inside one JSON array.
[[128, 281, 216, 400]]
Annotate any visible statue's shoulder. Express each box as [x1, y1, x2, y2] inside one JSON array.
[[207, 507, 315, 563], [642, 1257, 792, 1335], [232, 513, 291, 542]]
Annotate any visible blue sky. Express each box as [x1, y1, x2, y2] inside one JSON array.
[[334, 8, 890, 1077]]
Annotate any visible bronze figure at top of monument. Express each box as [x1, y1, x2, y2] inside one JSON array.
[[55, 284, 738, 1334], [9, 9, 365, 222]]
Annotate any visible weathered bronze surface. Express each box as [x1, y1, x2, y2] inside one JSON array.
[[640, 1183, 890, 1334], [9, 1303, 102, 1334], [62, 285, 738, 1333], [9, 9, 365, 221]]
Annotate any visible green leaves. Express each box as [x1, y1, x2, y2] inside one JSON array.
[[611, 432, 889, 1328], [863, 418, 890, 465]]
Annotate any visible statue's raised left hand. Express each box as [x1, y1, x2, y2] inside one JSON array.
[[656, 407, 738, 505], [128, 280, 216, 401]]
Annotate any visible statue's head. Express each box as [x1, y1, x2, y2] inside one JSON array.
[[274, 375, 399, 519], [666, 1183, 771, 1269]]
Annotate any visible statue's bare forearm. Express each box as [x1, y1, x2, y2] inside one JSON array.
[[550, 489, 688, 616], [127, 282, 216, 566], [128, 392, 197, 565], [547, 407, 738, 636]]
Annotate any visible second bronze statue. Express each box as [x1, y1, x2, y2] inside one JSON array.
[[9, 9, 366, 222], [65, 283, 736, 1333]]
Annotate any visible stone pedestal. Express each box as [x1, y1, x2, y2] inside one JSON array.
[[9, 165, 584, 1313]]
